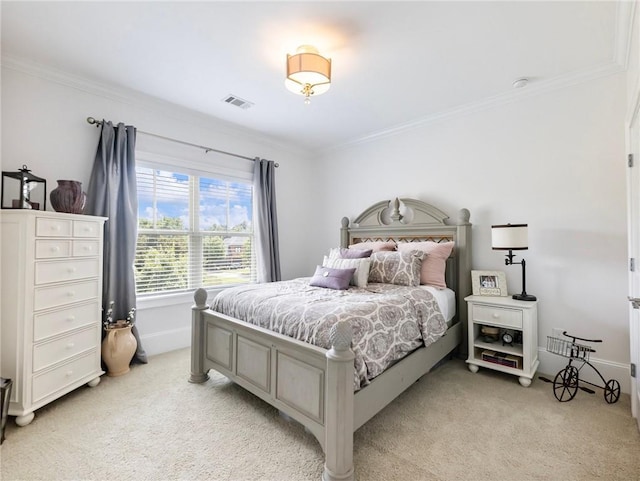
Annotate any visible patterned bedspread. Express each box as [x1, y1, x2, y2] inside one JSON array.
[[211, 278, 448, 390]]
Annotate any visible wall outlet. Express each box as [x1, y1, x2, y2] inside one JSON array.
[[551, 328, 565, 339]]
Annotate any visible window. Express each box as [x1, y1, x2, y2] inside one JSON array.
[[134, 166, 255, 296]]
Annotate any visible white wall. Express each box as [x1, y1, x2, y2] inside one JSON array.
[[312, 72, 630, 389], [1, 62, 315, 356], [1, 60, 632, 391]]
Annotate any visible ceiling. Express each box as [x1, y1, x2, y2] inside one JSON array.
[[0, 1, 628, 152]]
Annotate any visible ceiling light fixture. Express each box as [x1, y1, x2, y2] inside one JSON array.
[[285, 45, 331, 105]]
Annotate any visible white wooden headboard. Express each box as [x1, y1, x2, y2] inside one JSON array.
[[340, 197, 472, 352]]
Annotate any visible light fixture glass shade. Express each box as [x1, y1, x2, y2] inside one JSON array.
[[285, 45, 331, 99], [491, 224, 528, 250]]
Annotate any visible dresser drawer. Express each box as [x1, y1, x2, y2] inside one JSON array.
[[73, 240, 100, 257], [35, 240, 72, 259], [32, 353, 99, 403], [33, 302, 100, 342], [472, 304, 523, 329], [35, 258, 99, 285], [36, 217, 72, 237], [33, 327, 99, 372], [34, 280, 100, 311], [73, 220, 101, 238]]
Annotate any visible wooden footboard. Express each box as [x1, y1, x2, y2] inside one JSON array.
[[190, 288, 461, 481], [190, 288, 355, 481]]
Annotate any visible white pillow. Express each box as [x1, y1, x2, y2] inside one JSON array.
[[322, 256, 371, 287]]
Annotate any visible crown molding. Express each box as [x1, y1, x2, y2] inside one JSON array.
[[3, 0, 632, 160], [317, 1, 635, 155], [0, 55, 308, 159], [321, 60, 626, 155]]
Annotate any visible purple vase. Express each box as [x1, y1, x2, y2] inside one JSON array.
[[50, 180, 86, 214]]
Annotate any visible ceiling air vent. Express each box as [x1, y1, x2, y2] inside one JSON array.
[[221, 95, 254, 110]]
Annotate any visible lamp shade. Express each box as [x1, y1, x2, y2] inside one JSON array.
[[285, 45, 331, 97], [491, 224, 528, 250]]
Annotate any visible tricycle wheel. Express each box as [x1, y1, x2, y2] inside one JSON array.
[[553, 366, 578, 402], [604, 379, 620, 404]]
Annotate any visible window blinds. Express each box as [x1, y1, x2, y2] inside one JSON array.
[[134, 166, 256, 295]]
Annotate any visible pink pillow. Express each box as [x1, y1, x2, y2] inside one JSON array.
[[349, 241, 396, 253], [397, 241, 454, 289]]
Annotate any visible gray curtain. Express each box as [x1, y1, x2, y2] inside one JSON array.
[[254, 158, 281, 283], [85, 120, 147, 364]]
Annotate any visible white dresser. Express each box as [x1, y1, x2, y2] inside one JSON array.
[[1, 210, 106, 426]]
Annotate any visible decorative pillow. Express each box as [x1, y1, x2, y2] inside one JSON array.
[[328, 247, 373, 259], [348, 241, 396, 253], [397, 241, 454, 289], [368, 250, 424, 286], [323, 256, 371, 287], [309, 266, 356, 290]]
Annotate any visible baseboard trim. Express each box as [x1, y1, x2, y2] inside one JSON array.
[[140, 326, 191, 357]]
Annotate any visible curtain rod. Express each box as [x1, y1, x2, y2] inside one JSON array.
[[86, 117, 278, 167]]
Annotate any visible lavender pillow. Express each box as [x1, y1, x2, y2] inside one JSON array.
[[309, 265, 356, 290], [323, 256, 371, 287], [328, 247, 373, 259], [340, 247, 372, 259]]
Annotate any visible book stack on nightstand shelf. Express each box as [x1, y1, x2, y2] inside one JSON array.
[[464, 295, 539, 387]]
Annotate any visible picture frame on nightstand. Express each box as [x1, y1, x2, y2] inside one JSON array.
[[471, 270, 508, 296]]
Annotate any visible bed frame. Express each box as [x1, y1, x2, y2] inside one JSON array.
[[189, 198, 472, 481]]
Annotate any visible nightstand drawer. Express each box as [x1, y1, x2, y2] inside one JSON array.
[[472, 304, 523, 329]]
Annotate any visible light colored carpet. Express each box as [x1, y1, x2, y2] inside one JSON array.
[[1, 348, 638, 481]]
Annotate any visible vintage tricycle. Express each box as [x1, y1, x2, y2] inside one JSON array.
[[545, 332, 620, 403]]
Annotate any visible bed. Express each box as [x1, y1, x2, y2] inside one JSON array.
[[189, 197, 472, 481]]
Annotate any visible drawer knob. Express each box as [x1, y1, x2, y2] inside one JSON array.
[[492, 313, 500, 319], [68, 267, 77, 273], [66, 370, 73, 377], [84, 246, 91, 251], [66, 343, 75, 349], [51, 246, 60, 253], [53, 226, 61, 232], [67, 291, 75, 298], [66, 316, 75, 322]]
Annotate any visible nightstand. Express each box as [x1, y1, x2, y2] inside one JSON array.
[[465, 295, 539, 387]]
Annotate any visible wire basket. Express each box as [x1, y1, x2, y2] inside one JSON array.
[[546, 336, 592, 361]]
